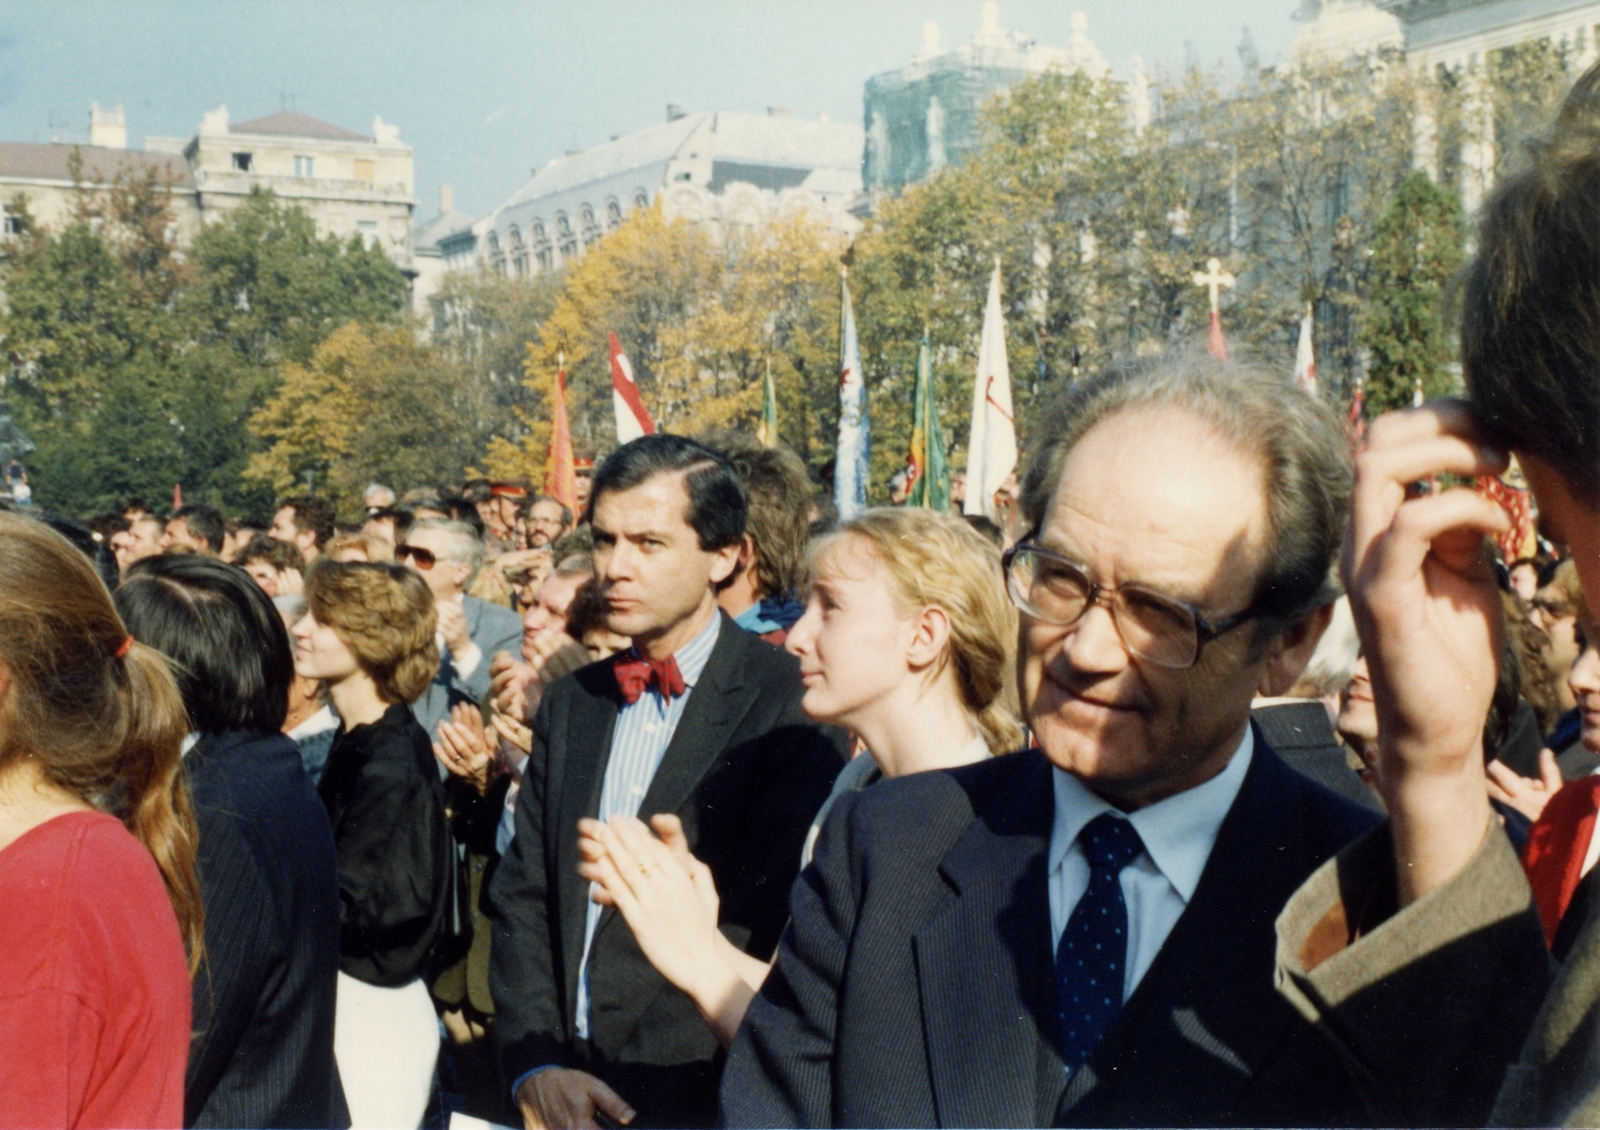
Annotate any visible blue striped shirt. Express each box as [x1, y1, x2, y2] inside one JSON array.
[[573, 611, 722, 1040]]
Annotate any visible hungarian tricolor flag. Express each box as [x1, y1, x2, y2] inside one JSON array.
[[907, 332, 949, 510], [610, 332, 654, 443], [544, 366, 576, 511]]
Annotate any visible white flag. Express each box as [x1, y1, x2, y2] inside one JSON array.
[[1293, 306, 1317, 397], [964, 262, 1016, 521]]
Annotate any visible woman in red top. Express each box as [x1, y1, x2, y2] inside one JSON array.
[[0, 514, 202, 1129]]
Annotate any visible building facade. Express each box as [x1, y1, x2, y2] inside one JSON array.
[[862, 3, 1110, 194], [441, 107, 863, 280]]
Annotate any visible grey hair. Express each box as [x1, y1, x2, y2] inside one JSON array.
[[411, 518, 485, 585], [553, 554, 594, 579], [1019, 351, 1353, 630]]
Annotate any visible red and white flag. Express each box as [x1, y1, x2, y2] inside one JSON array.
[[1293, 306, 1317, 397], [610, 332, 655, 444]]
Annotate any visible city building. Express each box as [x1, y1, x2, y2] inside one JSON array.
[[862, 2, 1110, 195], [446, 106, 863, 279], [147, 106, 416, 272], [0, 105, 201, 261]]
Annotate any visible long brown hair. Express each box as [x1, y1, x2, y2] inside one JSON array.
[[0, 514, 203, 969]]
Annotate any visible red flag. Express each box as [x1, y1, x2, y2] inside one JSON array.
[[1347, 383, 1366, 450], [1477, 475, 1537, 563], [173, 484, 183, 510], [1207, 310, 1227, 362], [610, 332, 655, 442], [544, 368, 576, 511]]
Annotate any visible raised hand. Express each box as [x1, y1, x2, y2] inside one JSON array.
[[1343, 401, 1511, 903], [433, 701, 501, 795], [1486, 748, 1564, 824]]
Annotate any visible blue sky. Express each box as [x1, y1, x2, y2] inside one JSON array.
[[0, 1, 1300, 220]]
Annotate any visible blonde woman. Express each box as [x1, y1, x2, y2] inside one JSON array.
[[293, 562, 453, 1129], [578, 508, 1020, 1047]]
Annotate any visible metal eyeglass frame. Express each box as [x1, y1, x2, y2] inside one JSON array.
[[1001, 539, 1262, 669]]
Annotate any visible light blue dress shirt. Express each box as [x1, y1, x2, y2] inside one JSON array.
[[574, 612, 721, 1039]]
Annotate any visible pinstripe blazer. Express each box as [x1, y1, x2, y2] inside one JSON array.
[[487, 612, 846, 1128], [722, 729, 1380, 1128], [184, 730, 348, 1129]]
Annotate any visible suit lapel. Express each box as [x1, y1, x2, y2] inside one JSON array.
[[913, 752, 1065, 1128], [1060, 733, 1312, 1124], [555, 673, 620, 1016]]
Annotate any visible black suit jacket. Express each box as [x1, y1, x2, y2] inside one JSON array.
[[184, 730, 349, 1129], [488, 613, 846, 1128], [722, 727, 1382, 1128]]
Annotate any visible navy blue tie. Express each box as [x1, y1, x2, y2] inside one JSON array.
[[1055, 813, 1144, 1073]]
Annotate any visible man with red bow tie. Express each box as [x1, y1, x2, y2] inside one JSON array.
[[489, 434, 845, 1130]]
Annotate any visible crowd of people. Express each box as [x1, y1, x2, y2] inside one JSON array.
[[4, 64, 1600, 1130]]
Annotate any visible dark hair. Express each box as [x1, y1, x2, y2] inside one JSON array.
[[119, 496, 150, 515], [590, 434, 746, 551], [563, 578, 609, 640], [366, 505, 414, 543], [699, 432, 812, 598], [170, 504, 226, 553], [1020, 351, 1352, 627], [116, 555, 292, 734], [237, 534, 306, 574], [279, 495, 337, 548], [1463, 62, 1600, 503], [530, 494, 573, 531], [460, 479, 493, 504]]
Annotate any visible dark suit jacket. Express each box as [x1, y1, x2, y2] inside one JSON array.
[[184, 730, 349, 1129], [722, 728, 1381, 1128], [412, 594, 524, 741], [488, 613, 846, 1128], [1252, 700, 1381, 813]]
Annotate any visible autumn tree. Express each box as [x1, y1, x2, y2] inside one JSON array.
[[245, 322, 477, 515]]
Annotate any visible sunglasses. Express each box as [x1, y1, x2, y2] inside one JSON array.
[[395, 544, 437, 570]]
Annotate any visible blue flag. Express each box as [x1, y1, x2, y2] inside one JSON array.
[[834, 273, 869, 520]]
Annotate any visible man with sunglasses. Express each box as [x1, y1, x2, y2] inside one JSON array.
[[400, 518, 523, 743], [723, 357, 1382, 1127]]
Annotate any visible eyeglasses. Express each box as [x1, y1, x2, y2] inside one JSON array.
[[1002, 541, 1260, 669], [1532, 597, 1573, 620], [395, 544, 436, 570]]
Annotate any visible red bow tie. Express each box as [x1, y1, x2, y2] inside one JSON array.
[[612, 652, 688, 705]]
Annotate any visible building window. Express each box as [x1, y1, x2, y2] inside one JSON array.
[[580, 206, 600, 247], [634, 191, 649, 209], [606, 200, 623, 231], [294, 155, 315, 178], [2, 213, 23, 236], [231, 152, 253, 172], [357, 220, 378, 248]]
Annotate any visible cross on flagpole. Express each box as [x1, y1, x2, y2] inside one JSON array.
[[1193, 257, 1235, 314], [1193, 257, 1235, 361]]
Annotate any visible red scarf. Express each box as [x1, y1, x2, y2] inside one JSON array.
[[1523, 775, 1600, 946], [611, 652, 687, 705]]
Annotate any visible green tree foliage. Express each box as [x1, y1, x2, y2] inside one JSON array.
[[1, 183, 409, 515], [1358, 171, 1465, 413], [245, 322, 478, 514]]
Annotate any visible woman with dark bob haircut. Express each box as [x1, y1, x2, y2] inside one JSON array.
[[116, 554, 348, 1128], [292, 561, 453, 1129]]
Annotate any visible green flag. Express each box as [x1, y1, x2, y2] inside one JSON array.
[[908, 333, 950, 510], [758, 358, 778, 448]]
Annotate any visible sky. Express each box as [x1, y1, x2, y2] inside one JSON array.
[[0, 1, 1302, 221]]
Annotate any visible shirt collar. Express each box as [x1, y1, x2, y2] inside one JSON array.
[[1049, 724, 1254, 904], [632, 609, 721, 689]]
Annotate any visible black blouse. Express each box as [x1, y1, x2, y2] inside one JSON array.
[[317, 703, 453, 987]]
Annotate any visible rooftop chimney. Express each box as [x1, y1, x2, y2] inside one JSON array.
[[666, 103, 685, 122], [89, 103, 126, 149], [439, 184, 453, 214]]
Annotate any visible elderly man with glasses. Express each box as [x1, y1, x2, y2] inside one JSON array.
[[399, 518, 524, 743], [722, 356, 1385, 1128]]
